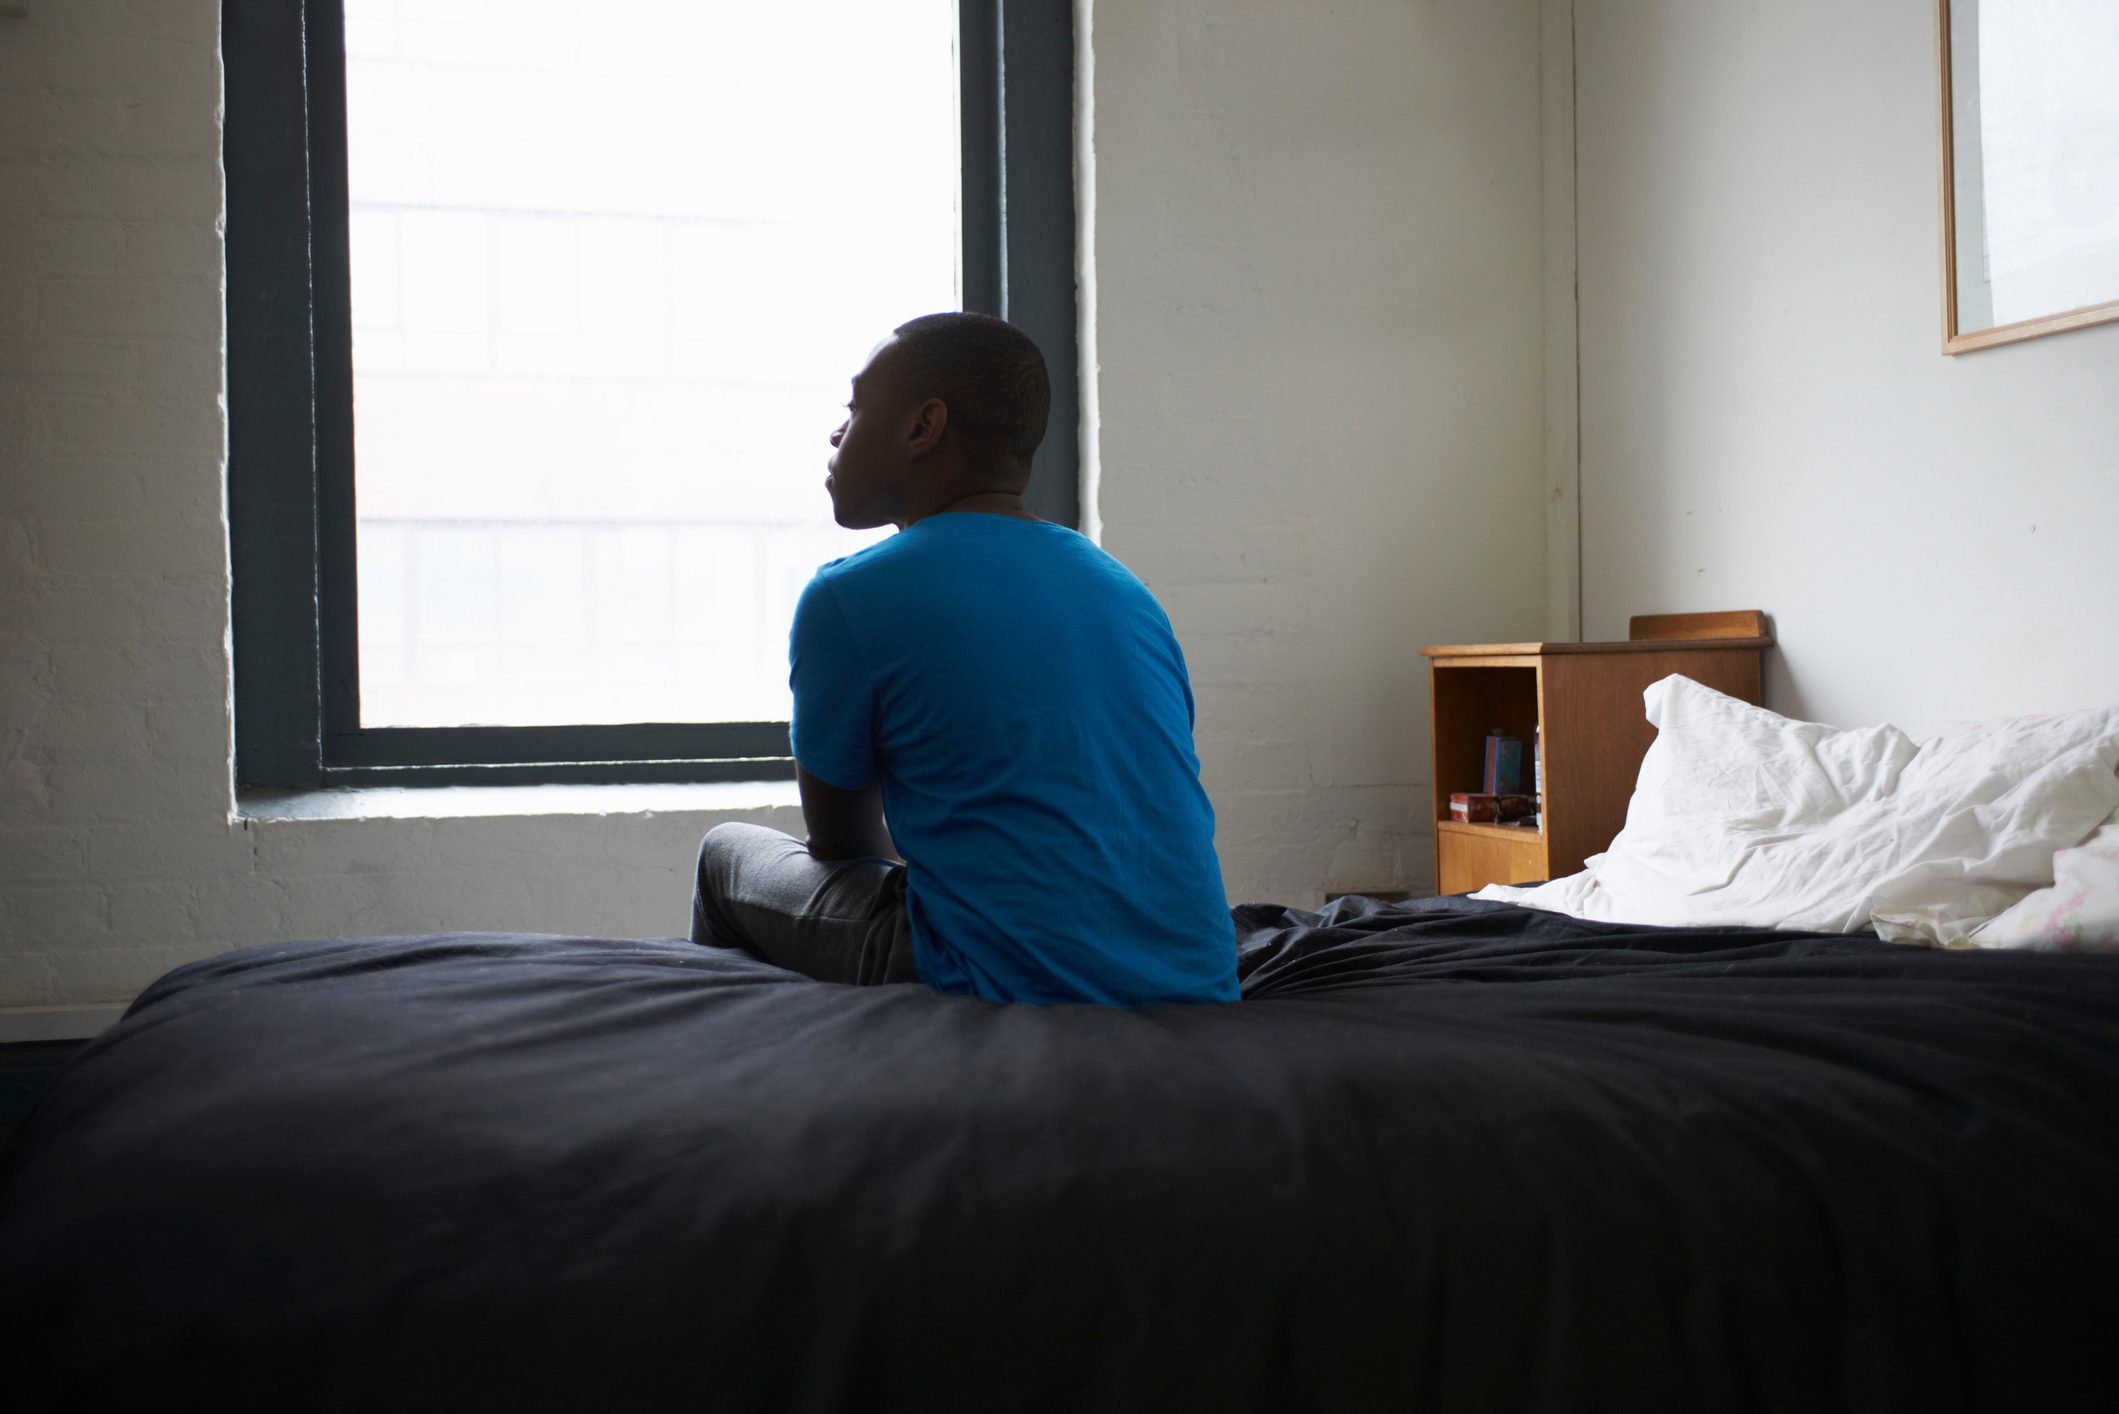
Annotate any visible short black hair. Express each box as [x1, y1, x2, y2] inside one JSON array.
[[886, 312, 1051, 467]]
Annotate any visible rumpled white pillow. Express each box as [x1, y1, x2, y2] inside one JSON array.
[[1476, 676, 2119, 943], [1968, 813, 2119, 952]]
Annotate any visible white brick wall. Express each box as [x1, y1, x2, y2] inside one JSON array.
[[1088, 0, 1549, 904], [2, 0, 1551, 1016]]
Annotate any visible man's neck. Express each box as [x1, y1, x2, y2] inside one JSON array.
[[899, 488, 1039, 528]]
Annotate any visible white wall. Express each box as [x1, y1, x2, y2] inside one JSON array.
[[0, 0, 1547, 1016], [1572, 0, 2119, 732], [1087, 0, 1546, 902]]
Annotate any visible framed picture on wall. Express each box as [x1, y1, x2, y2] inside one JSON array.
[[1936, 0, 2119, 353]]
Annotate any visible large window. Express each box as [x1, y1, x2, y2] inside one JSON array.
[[226, 0, 1077, 787]]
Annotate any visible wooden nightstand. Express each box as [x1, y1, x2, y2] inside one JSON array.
[[1421, 611, 1773, 896]]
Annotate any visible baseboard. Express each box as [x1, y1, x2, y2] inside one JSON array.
[[0, 1004, 128, 1043]]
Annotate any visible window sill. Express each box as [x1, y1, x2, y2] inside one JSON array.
[[235, 778, 802, 823]]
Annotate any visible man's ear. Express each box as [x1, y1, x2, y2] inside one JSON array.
[[905, 397, 949, 457]]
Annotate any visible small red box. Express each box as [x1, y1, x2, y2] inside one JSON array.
[[1450, 792, 1537, 823]]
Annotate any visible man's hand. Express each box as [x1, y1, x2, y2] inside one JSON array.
[[798, 766, 898, 862]]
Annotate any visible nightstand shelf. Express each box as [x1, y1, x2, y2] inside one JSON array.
[[1434, 819, 1545, 843], [1422, 611, 1772, 896]]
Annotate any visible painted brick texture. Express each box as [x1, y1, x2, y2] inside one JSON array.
[[1089, 0, 1548, 905]]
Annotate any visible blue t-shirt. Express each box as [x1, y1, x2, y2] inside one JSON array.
[[789, 514, 1237, 1006]]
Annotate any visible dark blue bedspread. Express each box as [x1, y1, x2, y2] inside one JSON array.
[[3, 898, 2116, 1411]]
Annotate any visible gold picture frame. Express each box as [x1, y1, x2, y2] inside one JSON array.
[[1936, 0, 2119, 354]]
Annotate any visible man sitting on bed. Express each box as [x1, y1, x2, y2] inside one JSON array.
[[690, 312, 1238, 1006]]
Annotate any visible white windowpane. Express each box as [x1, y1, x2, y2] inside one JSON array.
[[497, 527, 587, 647], [413, 525, 498, 643], [347, 210, 400, 329], [349, 0, 960, 727], [493, 218, 578, 337], [398, 212, 488, 334]]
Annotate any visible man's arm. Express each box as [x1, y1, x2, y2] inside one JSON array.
[[798, 766, 897, 862]]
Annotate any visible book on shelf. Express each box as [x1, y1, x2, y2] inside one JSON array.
[[1481, 732, 1523, 795]]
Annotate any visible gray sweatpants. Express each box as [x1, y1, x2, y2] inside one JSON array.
[[689, 822, 921, 986]]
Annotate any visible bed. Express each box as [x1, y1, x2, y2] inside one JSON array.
[[4, 894, 2116, 1411]]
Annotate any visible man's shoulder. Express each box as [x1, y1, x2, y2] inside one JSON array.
[[805, 533, 917, 598]]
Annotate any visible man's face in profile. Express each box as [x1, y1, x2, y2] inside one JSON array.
[[825, 338, 914, 531]]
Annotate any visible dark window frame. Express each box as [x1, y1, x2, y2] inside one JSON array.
[[226, 0, 1078, 789]]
